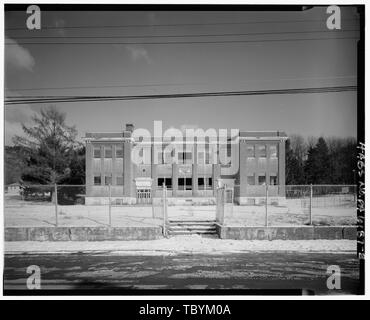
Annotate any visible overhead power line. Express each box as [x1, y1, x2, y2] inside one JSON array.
[[5, 86, 357, 105], [5, 18, 358, 31], [5, 36, 358, 46], [8, 29, 359, 40], [5, 76, 356, 92]]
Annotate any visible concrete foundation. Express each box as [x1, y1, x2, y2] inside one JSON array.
[[5, 226, 163, 241], [217, 225, 357, 240]]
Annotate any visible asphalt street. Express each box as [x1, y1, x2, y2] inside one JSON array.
[[3, 252, 361, 295]]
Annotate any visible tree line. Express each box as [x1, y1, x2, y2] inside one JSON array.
[[286, 134, 357, 185]]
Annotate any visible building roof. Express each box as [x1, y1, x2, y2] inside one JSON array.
[[84, 130, 288, 141]]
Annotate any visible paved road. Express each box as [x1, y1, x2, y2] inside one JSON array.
[[3, 252, 361, 295]]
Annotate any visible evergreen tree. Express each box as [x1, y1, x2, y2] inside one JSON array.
[[304, 137, 331, 184], [13, 106, 81, 184], [285, 139, 304, 184]]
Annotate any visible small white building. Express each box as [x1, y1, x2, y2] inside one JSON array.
[[7, 183, 21, 195]]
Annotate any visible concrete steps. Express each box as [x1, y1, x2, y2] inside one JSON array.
[[167, 219, 219, 237]]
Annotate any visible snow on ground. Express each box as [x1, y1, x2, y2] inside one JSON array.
[[4, 237, 356, 255], [4, 194, 356, 227]]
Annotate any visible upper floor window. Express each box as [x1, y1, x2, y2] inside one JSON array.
[[258, 174, 266, 185], [270, 174, 278, 185], [247, 145, 255, 158], [270, 145, 278, 158], [105, 175, 112, 185], [178, 152, 192, 164], [116, 176, 124, 186], [94, 175, 101, 185], [198, 151, 205, 164], [164, 150, 173, 164], [116, 146, 123, 158], [258, 145, 267, 158], [93, 146, 101, 158], [227, 143, 232, 157], [105, 146, 112, 158], [247, 174, 255, 185]]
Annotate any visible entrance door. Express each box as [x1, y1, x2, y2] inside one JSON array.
[[136, 188, 152, 204]]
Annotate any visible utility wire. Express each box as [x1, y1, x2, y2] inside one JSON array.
[[5, 75, 356, 93], [5, 36, 358, 45], [5, 86, 357, 105], [8, 29, 359, 40]]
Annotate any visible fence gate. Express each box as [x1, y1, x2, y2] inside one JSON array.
[[136, 188, 152, 204]]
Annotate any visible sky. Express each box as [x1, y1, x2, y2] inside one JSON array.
[[4, 6, 360, 145]]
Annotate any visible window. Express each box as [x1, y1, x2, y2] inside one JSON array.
[[247, 145, 255, 158], [198, 151, 205, 164], [198, 177, 204, 187], [258, 145, 267, 158], [116, 146, 123, 158], [94, 175, 101, 185], [247, 175, 255, 185], [105, 175, 112, 185], [178, 152, 192, 164], [205, 151, 212, 164], [164, 151, 173, 164], [158, 178, 172, 189], [165, 178, 172, 189], [157, 152, 163, 164], [270, 174, 278, 185], [93, 146, 101, 158], [186, 178, 192, 190], [116, 176, 123, 186], [184, 152, 192, 164], [198, 177, 212, 190], [158, 178, 165, 188], [105, 146, 112, 158], [227, 143, 232, 157], [270, 145, 278, 158], [178, 178, 192, 190], [178, 178, 185, 190], [258, 174, 266, 185]]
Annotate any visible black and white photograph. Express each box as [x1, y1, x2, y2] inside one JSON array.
[[1, 2, 365, 298]]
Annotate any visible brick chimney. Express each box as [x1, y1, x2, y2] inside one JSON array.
[[126, 123, 134, 132]]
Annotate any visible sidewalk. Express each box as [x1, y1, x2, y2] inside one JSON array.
[[4, 237, 357, 255]]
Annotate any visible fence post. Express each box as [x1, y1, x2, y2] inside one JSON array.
[[309, 184, 313, 225], [54, 183, 58, 227], [265, 184, 268, 227], [108, 184, 112, 227], [162, 184, 167, 237]]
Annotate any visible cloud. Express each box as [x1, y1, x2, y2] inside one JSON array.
[[125, 45, 152, 64], [5, 121, 25, 145], [4, 90, 37, 145], [5, 38, 35, 72], [5, 104, 35, 124]]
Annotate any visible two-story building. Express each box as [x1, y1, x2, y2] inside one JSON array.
[[84, 124, 288, 205]]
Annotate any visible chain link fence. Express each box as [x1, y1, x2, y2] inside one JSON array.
[[4, 184, 356, 228]]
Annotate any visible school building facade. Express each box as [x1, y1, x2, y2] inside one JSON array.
[[84, 124, 288, 205]]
